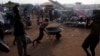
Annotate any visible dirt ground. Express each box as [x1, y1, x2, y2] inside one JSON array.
[[0, 16, 100, 56]]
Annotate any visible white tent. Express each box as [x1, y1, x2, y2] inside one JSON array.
[[41, 2, 53, 6]]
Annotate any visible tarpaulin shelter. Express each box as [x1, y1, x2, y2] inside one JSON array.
[[74, 10, 88, 19]]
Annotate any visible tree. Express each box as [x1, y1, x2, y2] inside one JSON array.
[[4, 1, 17, 8]]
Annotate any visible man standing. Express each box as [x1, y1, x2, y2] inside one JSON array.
[[0, 22, 4, 41], [13, 4, 30, 56]]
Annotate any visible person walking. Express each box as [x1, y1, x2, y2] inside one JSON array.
[[82, 10, 100, 56], [32, 19, 49, 45]]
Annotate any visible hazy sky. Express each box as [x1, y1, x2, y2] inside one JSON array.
[[0, 0, 100, 5]]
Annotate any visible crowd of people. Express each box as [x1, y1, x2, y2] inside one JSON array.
[[0, 4, 59, 56], [0, 4, 100, 56]]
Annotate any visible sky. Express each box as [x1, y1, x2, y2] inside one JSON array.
[[0, 0, 100, 5]]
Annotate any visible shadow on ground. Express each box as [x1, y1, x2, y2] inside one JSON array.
[[28, 40, 61, 56]]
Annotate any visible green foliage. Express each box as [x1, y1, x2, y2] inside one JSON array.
[[5, 1, 15, 5]]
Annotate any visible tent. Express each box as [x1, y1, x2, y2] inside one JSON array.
[[74, 10, 88, 19], [41, 2, 53, 6]]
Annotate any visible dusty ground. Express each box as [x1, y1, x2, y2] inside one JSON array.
[[0, 16, 100, 56]]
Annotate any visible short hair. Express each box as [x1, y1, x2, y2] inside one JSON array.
[[93, 9, 100, 22], [45, 19, 48, 22]]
